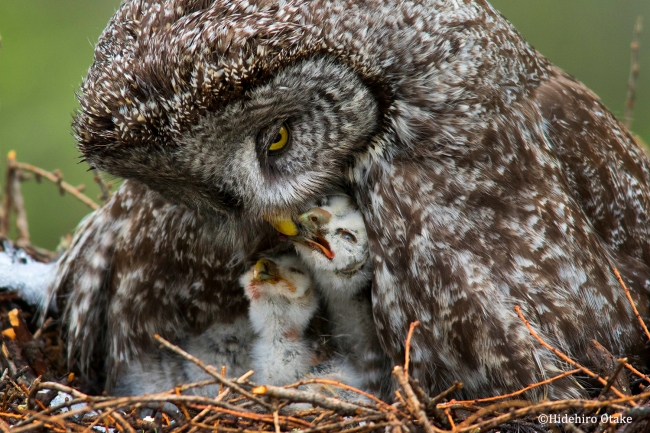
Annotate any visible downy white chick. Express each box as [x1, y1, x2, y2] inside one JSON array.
[[0, 241, 56, 308], [290, 196, 393, 400], [241, 255, 319, 385]]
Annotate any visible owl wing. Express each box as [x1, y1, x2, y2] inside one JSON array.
[[45, 180, 256, 389], [536, 68, 650, 269], [363, 70, 650, 399]]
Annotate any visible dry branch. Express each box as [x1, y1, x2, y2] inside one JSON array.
[[437, 368, 582, 408], [404, 321, 419, 378], [285, 378, 395, 412], [252, 384, 381, 417], [625, 16, 643, 128], [2, 151, 29, 242], [154, 334, 272, 410], [91, 167, 112, 202], [392, 366, 438, 433], [614, 267, 650, 342], [9, 159, 99, 211]]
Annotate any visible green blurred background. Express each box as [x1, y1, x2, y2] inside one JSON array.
[[0, 1, 649, 250]]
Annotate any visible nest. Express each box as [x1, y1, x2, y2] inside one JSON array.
[[0, 287, 648, 433]]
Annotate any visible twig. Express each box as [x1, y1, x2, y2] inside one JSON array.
[[455, 399, 531, 430], [297, 415, 389, 433], [10, 160, 99, 210], [437, 369, 581, 408], [613, 267, 650, 341], [587, 339, 632, 396], [392, 366, 439, 433], [19, 391, 310, 431], [236, 370, 255, 383], [2, 151, 29, 241], [625, 16, 643, 128], [111, 411, 136, 433], [285, 378, 393, 412], [32, 317, 55, 341], [404, 321, 419, 378], [251, 384, 382, 416], [220, 365, 227, 394], [91, 168, 112, 202], [443, 408, 455, 430], [175, 387, 191, 420], [452, 392, 650, 433], [599, 358, 627, 399], [154, 334, 271, 410], [273, 399, 281, 433], [184, 388, 229, 433], [429, 381, 463, 407], [187, 421, 392, 433], [1, 152, 13, 237], [622, 360, 650, 385], [514, 305, 632, 403], [23, 411, 69, 432], [80, 410, 115, 433], [407, 377, 446, 424]]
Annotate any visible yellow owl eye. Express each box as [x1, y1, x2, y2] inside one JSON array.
[[268, 124, 289, 152]]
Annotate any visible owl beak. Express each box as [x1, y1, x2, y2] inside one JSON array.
[[253, 259, 279, 281], [266, 217, 299, 236]]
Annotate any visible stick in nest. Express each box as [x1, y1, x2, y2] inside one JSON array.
[[613, 267, 650, 342], [251, 384, 382, 417], [153, 334, 271, 410], [392, 366, 439, 433], [437, 368, 582, 409], [404, 321, 419, 379], [285, 378, 394, 412]]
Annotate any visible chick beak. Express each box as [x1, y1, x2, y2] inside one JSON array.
[[253, 259, 278, 281], [299, 208, 332, 230], [295, 208, 335, 260]]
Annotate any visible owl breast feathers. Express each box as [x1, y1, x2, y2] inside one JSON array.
[[47, 0, 650, 399]]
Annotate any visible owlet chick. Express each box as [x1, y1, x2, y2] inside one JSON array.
[[240, 255, 319, 386], [290, 196, 392, 400]]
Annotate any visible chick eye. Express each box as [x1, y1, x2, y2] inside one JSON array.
[[338, 229, 357, 244], [268, 124, 289, 153]]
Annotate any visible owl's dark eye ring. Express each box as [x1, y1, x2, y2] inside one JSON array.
[[337, 229, 357, 244], [267, 123, 291, 155]]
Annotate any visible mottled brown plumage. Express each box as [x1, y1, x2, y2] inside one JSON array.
[[48, 0, 650, 399]]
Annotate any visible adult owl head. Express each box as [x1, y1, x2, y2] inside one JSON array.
[[75, 0, 538, 219], [73, 0, 650, 399]]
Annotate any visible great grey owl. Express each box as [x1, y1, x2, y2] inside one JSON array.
[[46, 0, 650, 400]]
